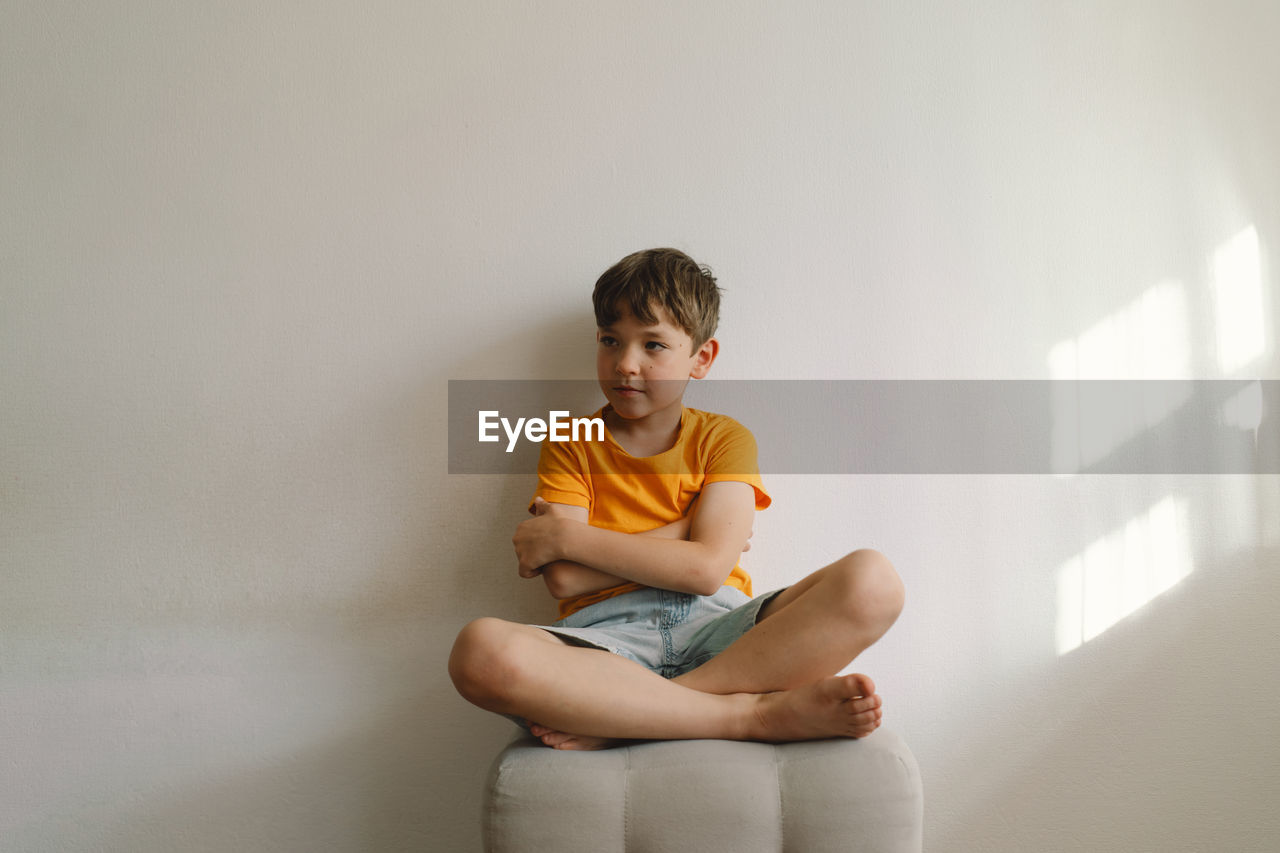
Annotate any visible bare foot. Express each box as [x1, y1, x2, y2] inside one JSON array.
[[528, 723, 621, 751], [523, 674, 883, 747], [749, 673, 883, 742]]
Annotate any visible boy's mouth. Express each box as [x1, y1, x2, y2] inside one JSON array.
[[614, 385, 643, 396]]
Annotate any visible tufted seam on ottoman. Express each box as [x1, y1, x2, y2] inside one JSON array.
[[622, 739, 632, 850], [771, 745, 785, 853], [480, 743, 510, 851]]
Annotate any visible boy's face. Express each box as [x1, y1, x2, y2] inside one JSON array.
[[596, 304, 718, 424]]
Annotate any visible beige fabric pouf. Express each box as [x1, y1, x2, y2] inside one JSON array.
[[482, 730, 923, 852]]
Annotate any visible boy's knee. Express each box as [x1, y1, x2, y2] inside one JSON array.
[[449, 617, 518, 706], [831, 549, 905, 630]]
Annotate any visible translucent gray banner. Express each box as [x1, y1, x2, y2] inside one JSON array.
[[448, 380, 1278, 474]]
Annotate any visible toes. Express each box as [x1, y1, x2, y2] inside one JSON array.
[[850, 704, 881, 724], [538, 730, 572, 747], [550, 735, 591, 751], [553, 734, 617, 751], [848, 693, 881, 714], [850, 706, 883, 737], [847, 691, 883, 738], [829, 673, 876, 702], [824, 674, 868, 702], [847, 672, 876, 699]]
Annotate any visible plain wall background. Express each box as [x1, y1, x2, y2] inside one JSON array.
[[4, 1, 1278, 850]]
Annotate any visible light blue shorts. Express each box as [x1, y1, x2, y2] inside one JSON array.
[[538, 585, 785, 680]]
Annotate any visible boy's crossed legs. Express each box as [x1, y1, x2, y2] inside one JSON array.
[[449, 549, 904, 750]]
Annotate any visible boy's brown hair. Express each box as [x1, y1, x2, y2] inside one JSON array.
[[592, 248, 721, 348]]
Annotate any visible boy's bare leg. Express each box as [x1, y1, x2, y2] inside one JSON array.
[[514, 549, 904, 749], [675, 549, 904, 695], [448, 617, 884, 749]]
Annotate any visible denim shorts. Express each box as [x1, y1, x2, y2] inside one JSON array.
[[538, 585, 785, 680]]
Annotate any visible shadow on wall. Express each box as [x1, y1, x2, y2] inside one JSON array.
[[2, 311, 605, 853], [425, 306, 604, 847], [33, 308, 604, 853], [439, 306, 598, 613], [286, 304, 599, 632]]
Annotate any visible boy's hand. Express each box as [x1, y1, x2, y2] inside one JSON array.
[[516, 492, 755, 596], [514, 511, 578, 578], [517, 496, 578, 576], [522, 498, 634, 599]]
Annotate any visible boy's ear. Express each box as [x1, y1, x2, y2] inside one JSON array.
[[689, 337, 719, 379]]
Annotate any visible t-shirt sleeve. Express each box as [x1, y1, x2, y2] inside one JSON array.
[[704, 419, 771, 510], [530, 435, 591, 514]]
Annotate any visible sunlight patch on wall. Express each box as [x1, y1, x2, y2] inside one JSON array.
[[1047, 280, 1191, 472], [1211, 226, 1266, 374], [1056, 495, 1192, 655]]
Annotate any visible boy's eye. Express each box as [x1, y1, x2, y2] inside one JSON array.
[[645, 341, 667, 351], [598, 336, 617, 347]]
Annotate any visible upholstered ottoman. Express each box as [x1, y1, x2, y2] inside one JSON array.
[[482, 731, 923, 852]]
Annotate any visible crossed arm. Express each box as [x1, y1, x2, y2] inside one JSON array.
[[513, 481, 757, 599]]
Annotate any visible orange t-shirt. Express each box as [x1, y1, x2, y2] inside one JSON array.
[[532, 406, 771, 619]]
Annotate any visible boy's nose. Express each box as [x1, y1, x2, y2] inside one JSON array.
[[615, 348, 641, 375]]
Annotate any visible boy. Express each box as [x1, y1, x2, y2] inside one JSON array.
[[449, 248, 904, 750]]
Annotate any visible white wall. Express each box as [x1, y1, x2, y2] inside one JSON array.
[[4, 2, 1278, 851]]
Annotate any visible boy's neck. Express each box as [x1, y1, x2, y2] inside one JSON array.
[[603, 403, 685, 457]]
